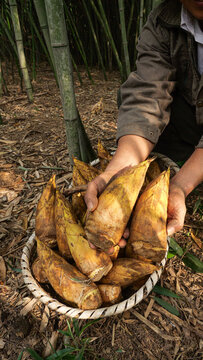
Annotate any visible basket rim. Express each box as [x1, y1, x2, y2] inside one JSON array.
[[21, 153, 179, 319]]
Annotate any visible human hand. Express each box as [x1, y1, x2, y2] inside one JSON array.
[[167, 183, 186, 236]]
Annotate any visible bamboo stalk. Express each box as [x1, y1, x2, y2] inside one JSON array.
[[133, 12, 140, 67], [118, 0, 131, 78], [0, 59, 2, 97], [82, 0, 107, 80], [139, 0, 145, 34], [127, 0, 136, 40], [71, 54, 83, 86], [33, 0, 55, 69], [9, 0, 33, 102], [29, 5, 36, 81], [27, 11, 56, 79], [77, 110, 97, 163], [44, 0, 96, 164], [0, 17, 23, 87], [90, 0, 124, 80], [63, 2, 93, 84], [45, 0, 80, 163], [0, 15, 18, 58]]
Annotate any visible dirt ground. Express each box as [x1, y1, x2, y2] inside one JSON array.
[[0, 65, 202, 360]]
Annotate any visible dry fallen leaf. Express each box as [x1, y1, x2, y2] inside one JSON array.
[[0, 256, 6, 283], [0, 170, 24, 202], [0, 338, 5, 350], [190, 229, 202, 249]]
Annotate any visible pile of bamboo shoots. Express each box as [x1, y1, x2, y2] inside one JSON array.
[[33, 142, 170, 310]]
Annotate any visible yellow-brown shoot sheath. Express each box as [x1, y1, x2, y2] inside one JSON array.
[[36, 237, 102, 310]]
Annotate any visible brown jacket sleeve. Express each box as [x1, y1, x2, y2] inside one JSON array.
[[117, 12, 177, 144]]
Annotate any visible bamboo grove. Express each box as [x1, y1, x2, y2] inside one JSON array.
[[0, 0, 161, 160], [0, 0, 162, 86]]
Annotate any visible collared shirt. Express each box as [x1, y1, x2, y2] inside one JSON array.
[[181, 5, 203, 74], [117, 0, 203, 161]]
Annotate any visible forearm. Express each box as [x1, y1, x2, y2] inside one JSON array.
[[105, 134, 154, 173], [170, 148, 203, 197]]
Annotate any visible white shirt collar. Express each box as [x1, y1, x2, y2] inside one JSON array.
[[181, 5, 203, 45]]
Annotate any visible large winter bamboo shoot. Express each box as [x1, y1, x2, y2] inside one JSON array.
[[101, 258, 158, 287], [35, 175, 56, 247], [55, 191, 112, 281], [126, 169, 170, 262], [37, 237, 102, 310], [85, 159, 154, 251]]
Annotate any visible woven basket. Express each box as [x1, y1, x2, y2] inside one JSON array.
[[21, 153, 179, 319]]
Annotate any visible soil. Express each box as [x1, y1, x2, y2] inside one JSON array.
[[0, 65, 202, 360]]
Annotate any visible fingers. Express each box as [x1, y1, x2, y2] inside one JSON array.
[[167, 204, 186, 236], [123, 228, 130, 239], [84, 175, 109, 212], [118, 238, 127, 248], [167, 216, 185, 236], [88, 242, 96, 250], [84, 181, 99, 212]]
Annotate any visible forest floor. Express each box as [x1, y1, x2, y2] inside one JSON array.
[[0, 65, 202, 360]]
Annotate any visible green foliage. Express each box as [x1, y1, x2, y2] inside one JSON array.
[[153, 285, 181, 299], [169, 237, 203, 273], [192, 197, 203, 217], [0, 0, 160, 82], [18, 319, 101, 360], [153, 284, 180, 316], [154, 297, 180, 316]]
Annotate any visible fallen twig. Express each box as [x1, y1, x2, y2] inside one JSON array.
[[154, 304, 203, 338], [63, 184, 88, 196], [0, 92, 49, 105], [130, 309, 180, 341]]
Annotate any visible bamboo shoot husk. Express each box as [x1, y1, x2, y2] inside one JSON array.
[[101, 258, 158, 287], [35, 175, 57, 247], [126, 169, 170, 263], [36, 237, 102, 310], [55, 191, 112, 282], [98, 284, 122, 305], [85, 159, 154, 251], [32, 257, 48, 283], [73, 157, 100, 182]]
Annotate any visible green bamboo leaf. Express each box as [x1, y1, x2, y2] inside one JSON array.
[[66, 319, 74, 340], [193, 198, 202, 215], [169, 237, 184, 257], [17, 351, 24, 360], [78, 319, 100, 337], [153, 285, 180, 298], [73, 318, 80, 337], [17, 348, 43, 360], [182, 253, 203, 273], [169, 237, 203, 273], [74, 346, 86, 360], [46, 347, 77, 359], [167, 251, 176, 259], [154, 297, 180, 316]]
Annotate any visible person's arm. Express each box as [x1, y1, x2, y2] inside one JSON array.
[[167, 148, 203, 236]]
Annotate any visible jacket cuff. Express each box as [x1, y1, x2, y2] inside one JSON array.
[[116, 123, 160, 144]]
